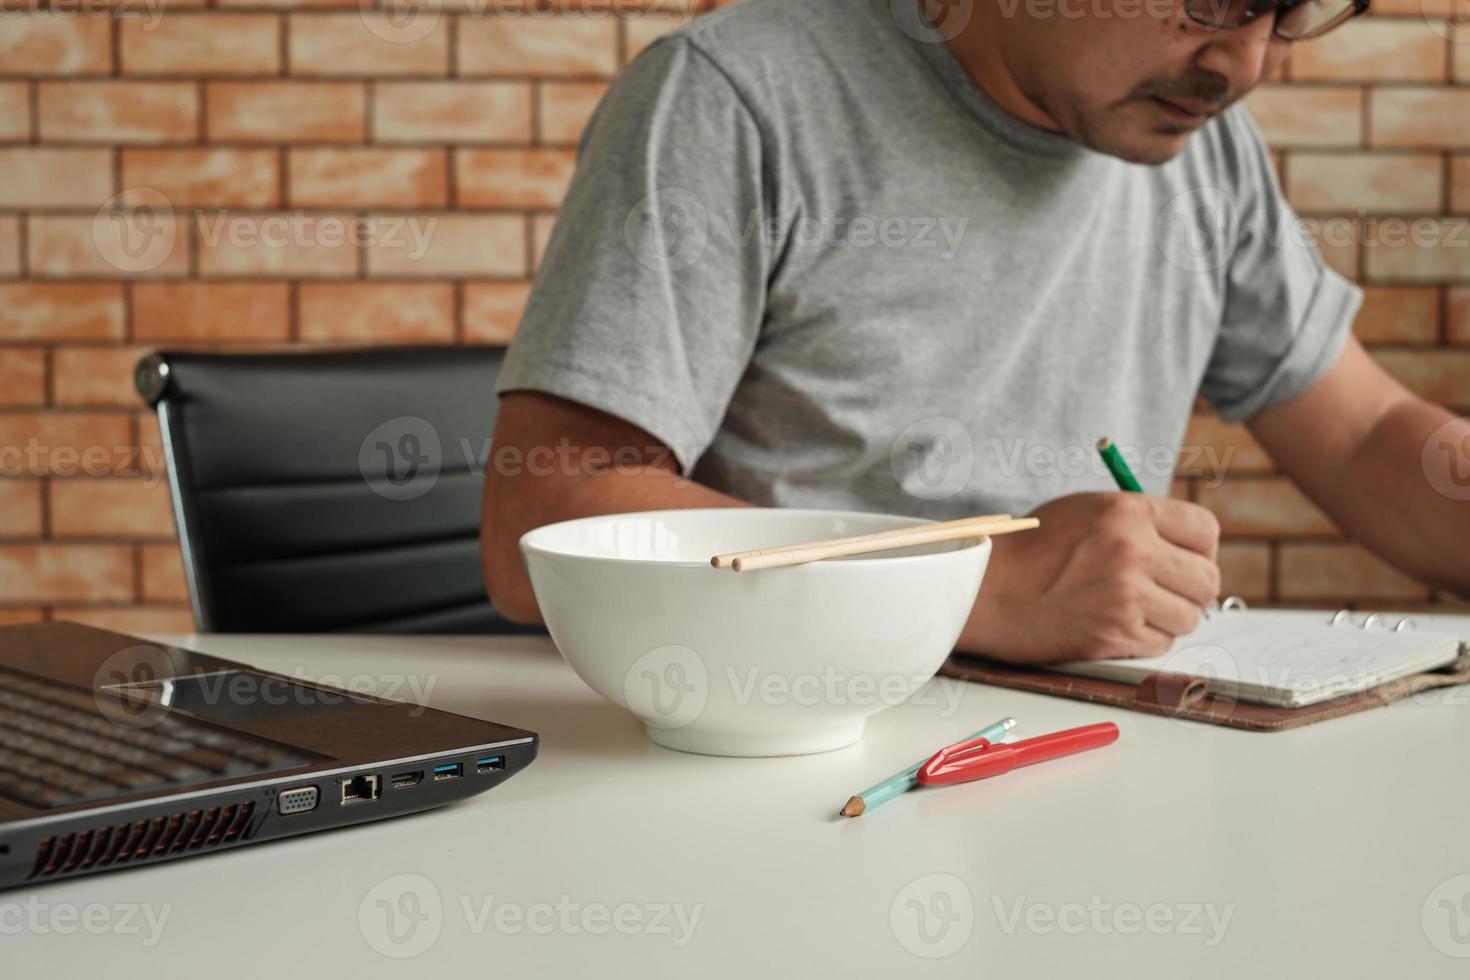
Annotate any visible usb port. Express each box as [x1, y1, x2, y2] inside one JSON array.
[[476, 756, 504, 774], [390, 771, 423, 789], [432, 763, 461, 781]]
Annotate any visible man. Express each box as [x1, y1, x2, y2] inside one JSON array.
[[481, 0, 1470, 663]]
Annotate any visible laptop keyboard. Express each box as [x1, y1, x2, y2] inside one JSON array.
[[0, 667, 311, 809]]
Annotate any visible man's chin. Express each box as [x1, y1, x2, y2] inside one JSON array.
[[1085, 127, 1195, 166]]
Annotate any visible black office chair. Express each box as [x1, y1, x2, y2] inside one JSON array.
[[135, 347, 544, 635]]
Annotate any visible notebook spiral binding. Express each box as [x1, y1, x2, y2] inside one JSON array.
[[1205, 596, 1419, 634]]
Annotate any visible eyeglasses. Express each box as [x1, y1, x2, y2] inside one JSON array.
[[1182, 0, 1371, 41]]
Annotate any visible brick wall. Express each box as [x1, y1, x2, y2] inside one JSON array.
[[0, 0, 1465, 631]]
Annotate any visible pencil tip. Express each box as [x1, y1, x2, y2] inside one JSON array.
[[1096, 437, 1112, 450], [839, 796, 865, 817]]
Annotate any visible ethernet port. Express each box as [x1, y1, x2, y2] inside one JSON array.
[[339, 774, 380, 805]]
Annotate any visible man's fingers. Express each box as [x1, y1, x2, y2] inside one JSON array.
[[1146, 497, 1221, 560], [1147, 543, 1221, 610], [1141, 581, 1207, 640]]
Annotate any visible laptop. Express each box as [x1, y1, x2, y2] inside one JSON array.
[[0, 622, 538, 890]]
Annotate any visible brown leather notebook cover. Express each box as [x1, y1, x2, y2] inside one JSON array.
[[939, 647, 1470, 732]]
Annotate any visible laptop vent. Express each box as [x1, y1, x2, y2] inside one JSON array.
[[28, 802, 258, 880]]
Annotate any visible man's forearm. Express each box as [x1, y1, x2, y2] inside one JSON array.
[[1337, 399, 1470, 596], [482, 460, 750, 623]]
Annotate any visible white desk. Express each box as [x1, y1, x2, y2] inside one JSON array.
[[8, 627, 1470, 978]]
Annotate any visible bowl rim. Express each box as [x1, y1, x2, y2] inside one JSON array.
[[518, 507, 993, 570]]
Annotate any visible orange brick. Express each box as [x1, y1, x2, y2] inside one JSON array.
[[365, 214, 525, 277], [1278, 542, 1428, 602], [0, 284, 125, 340], [207, 82, 366, 142], [531, 212, 557, 271], [1373, 349, 1470, 407], [456, 149, 576, 208], [1244, 85, 1363, 147], [0, 609, 45, 626], [1305, 214, 1361, 280], [0, 14, 111, 75], [298, 283, 455, 343], [1290, 19, 1448, 82], [463, 281, 531, 344], [1182, 413, 1274, 475], [1354, 286, 1440, 344], [197, 211, 359, 278], [0, 414, 135, 477], [56, 606, 196, 635], [458, 16, 619, 76], [0, 217, 18, 277], [121, 148, 281, 208], [51, 478, 175, 538], [0, 545, 134, 602], [38, 82, 198, 143], [133, 282, 292, 342], [120, 13, 281, 75], [1451, 287, 1470, 344], [288, 149, 447, 208], [1456, 24, 1469, 82], [141, 543, 188, 603], [1369, 88, 1470, 148], [0, 148, 113, 208], [28, 215, 189, 279], [217, 0, 355, 7], [538, 81, 608, 144], [52, 346, 154, 408], [136, 413, 166, 484], [0, 83, 30, 141], [1362, 217, 1470, 282], [1284, 152, 1441, 214], [625, 13, 694, 62], [1371, 0, 1460, 13], [0, 349, 47, 408], [0, 480, 43, 536], [1198, 478, 1338, 537], [373, 81, 532, 143], [288, 13, 449, 75], [1217, 541, 1271, 602], [1452, 156, 1470, 214]]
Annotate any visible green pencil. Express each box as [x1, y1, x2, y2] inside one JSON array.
[[839, 717, 1015, 817], [1097, 437, 1144, 493]]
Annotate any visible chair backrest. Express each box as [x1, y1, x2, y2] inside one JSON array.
[[135, 346, 538, 634]]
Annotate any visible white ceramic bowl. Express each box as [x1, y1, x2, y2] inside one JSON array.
[[520, 508, 990, 757]]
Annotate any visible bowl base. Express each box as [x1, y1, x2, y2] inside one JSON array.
[[644, 720, 866, 757]]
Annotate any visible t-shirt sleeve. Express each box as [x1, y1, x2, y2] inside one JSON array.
[[493, 33, 773, 474], [1197, 106, 1363, 423]]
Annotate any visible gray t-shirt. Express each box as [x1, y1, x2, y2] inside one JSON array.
[[495, 0, 1361, 519]]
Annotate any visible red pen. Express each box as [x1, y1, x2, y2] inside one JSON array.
[[916, 722, 1119, 786]]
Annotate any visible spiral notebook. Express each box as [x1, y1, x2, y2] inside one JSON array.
[[1050, 607, 1467, 708]]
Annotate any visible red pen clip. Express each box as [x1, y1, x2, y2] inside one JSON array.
[[916, 722, 1120, 786]]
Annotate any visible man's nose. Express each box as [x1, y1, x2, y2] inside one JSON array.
[[1191, 15, 1283, 97]]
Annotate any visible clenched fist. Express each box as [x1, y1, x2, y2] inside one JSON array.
[[958, 493, 1222, 664]]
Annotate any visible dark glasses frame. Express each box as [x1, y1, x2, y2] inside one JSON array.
[[1182, 0, 1371, 41]]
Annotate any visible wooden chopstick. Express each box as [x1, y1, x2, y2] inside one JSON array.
[[711, 515, 1040, 572], [708, 513, 1014, 569]]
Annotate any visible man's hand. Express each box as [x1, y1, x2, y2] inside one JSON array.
[[957, 493, 1222, 664]]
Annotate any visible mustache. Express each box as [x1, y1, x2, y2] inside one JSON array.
[[1132, 72, 1233, 109]]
